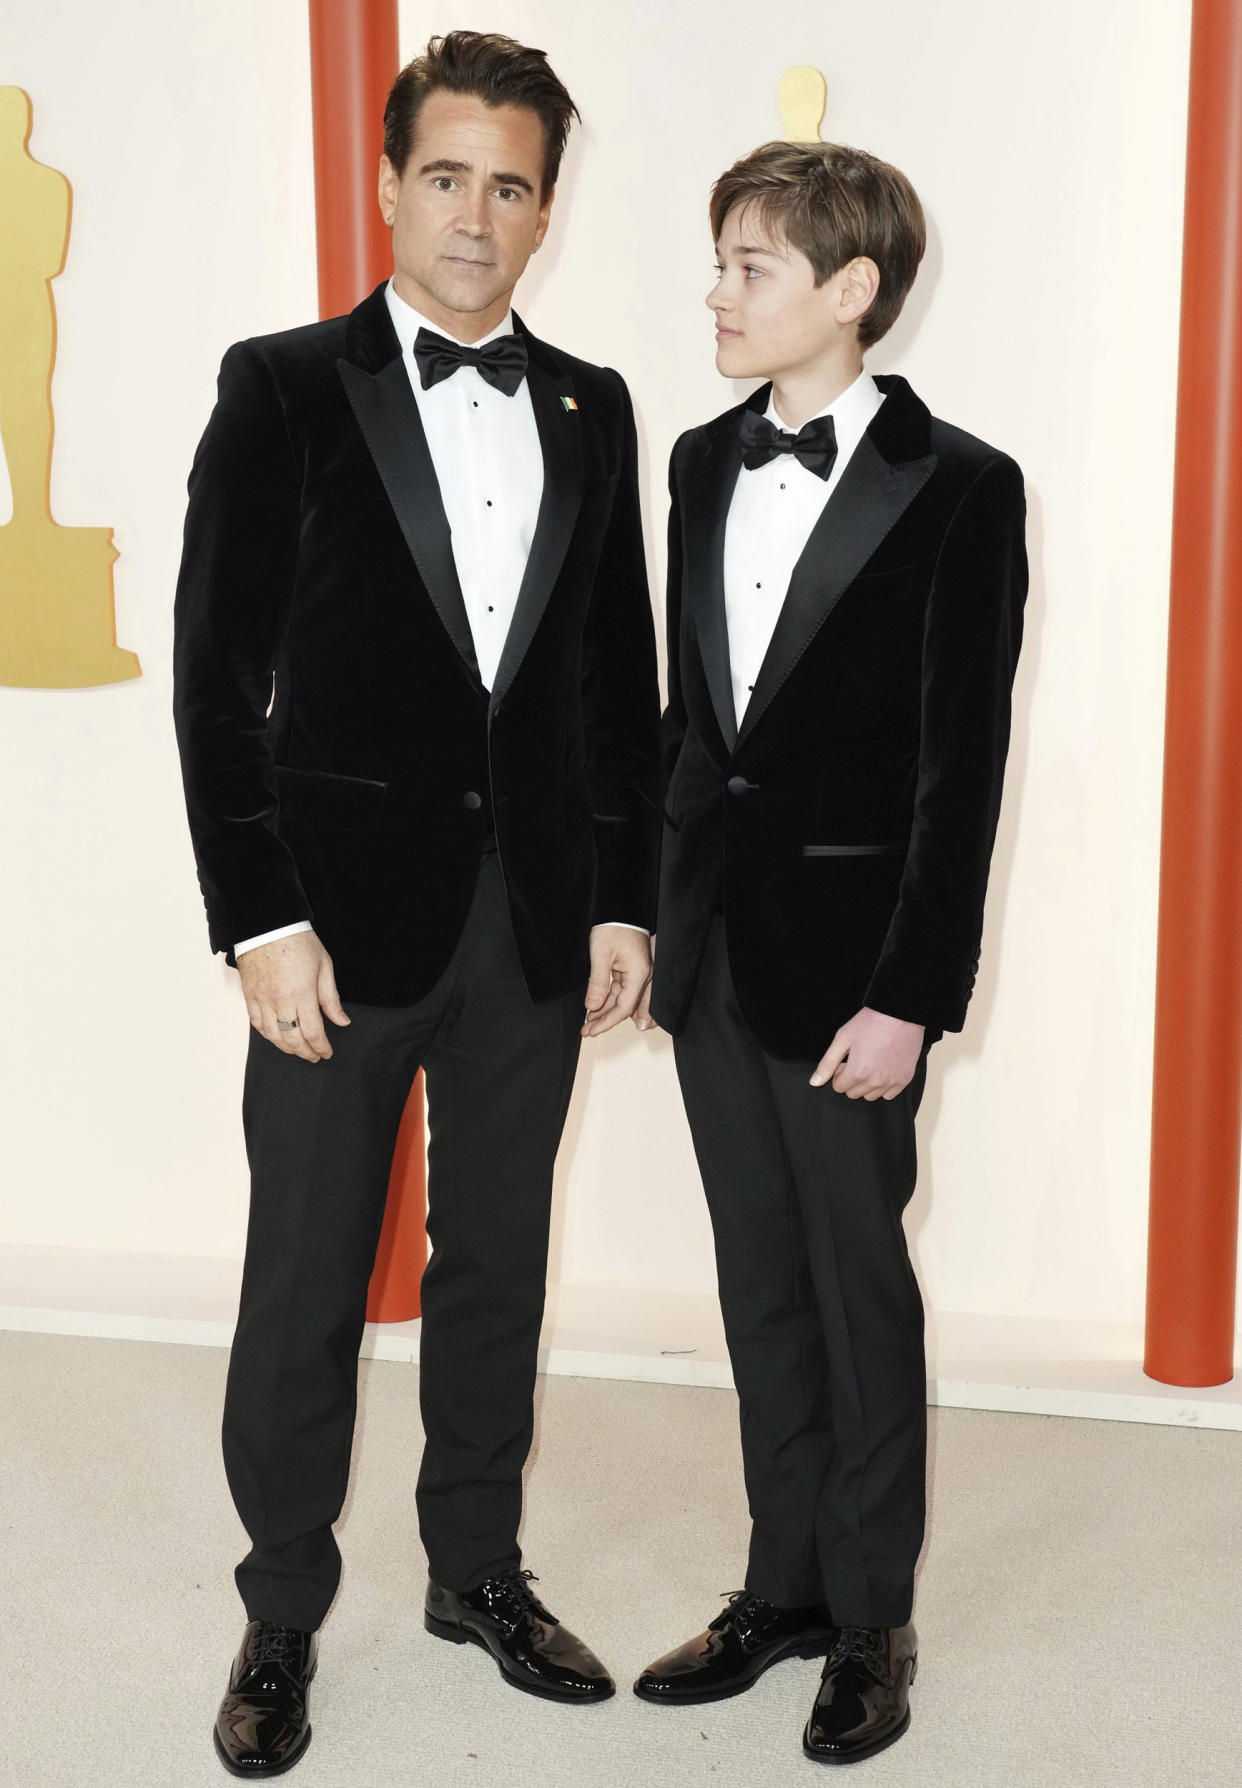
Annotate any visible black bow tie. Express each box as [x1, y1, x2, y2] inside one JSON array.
[[413, 326, 529, 396], [739, 408, 839, 480]]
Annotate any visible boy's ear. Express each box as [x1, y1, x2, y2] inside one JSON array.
[[838, 255, 881, 327]]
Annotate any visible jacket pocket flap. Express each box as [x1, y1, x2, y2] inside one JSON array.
[[802, 842, 903, 857], [276, 766, 388, 830]]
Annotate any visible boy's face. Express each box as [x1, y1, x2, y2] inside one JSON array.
[[708, 202, 869, 381]]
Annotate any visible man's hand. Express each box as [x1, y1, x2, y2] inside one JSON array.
[[632, 935, 658, 1032], [581, 926, 652, 1038], [237, 929, 351, 1062], [810, 1006, 924, 1100]]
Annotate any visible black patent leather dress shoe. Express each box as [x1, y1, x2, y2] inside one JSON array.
[[425, 1569, 615, 1703], [634, 1590, 835, 1704], [803, 1623, 917, 1763], [213, 1620, 318, 1778]]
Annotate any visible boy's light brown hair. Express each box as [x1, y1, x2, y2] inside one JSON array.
[[710, 141, 926, 349]]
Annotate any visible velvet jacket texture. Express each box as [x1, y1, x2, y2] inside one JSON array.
[[173, 282, 660, 1007], [648, 374, 1028, 1060]]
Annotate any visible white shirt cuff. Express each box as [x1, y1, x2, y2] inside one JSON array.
[[591, 922, 651, 936], [235, 920, 313, 958]]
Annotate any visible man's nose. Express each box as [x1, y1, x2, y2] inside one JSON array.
[[456, 190, 490, 235]]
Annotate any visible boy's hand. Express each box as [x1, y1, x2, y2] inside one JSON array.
[[581, 926, 653, 1037], [633, 936, 658, 1032], [811, 1006, 924, 1099]]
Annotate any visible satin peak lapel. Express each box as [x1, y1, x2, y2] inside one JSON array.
[[736, 433, 937, 747], [338, 354, 482, 685], [684, 416, 745, 753], [490, 355, 583, 709]]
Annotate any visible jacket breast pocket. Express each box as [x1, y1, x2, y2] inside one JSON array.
[[276, 766, 388, 831]]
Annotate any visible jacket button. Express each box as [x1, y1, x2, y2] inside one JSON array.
[[726, 776, 750, 796], [462, 790, 483, 811]]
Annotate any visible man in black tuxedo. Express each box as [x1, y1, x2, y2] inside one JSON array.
[[632, 142, 1027, 1764], [173, 32, 659, 1776]]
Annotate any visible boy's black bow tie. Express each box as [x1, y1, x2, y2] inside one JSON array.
[[739, 408, 839, 480], [413, 326, 529, 396]]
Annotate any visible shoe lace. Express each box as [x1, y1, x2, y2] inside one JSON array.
[[252, 1623, 306, 1668], [489, 1568, 541, 1622], [827, 1624, 887, 1675], [709, 1589, 768, 1631]]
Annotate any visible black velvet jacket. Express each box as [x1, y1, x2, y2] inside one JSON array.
[[173, 283, 660, 1006], [649, 375, 1028, 1059]]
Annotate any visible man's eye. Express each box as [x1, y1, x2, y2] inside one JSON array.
[[433, 177, 456, 191], [496, 187, 518, 201]]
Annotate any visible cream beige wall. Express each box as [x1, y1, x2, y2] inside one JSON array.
[[1, 0, 1216, 1333]]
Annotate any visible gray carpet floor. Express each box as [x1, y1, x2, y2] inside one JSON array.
[[2, 1330, 1239, 1787]]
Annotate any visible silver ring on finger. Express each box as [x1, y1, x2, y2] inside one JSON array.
[[277, 1018, 299, 1032]]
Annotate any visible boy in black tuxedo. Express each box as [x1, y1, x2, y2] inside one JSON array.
[[633, 141, 1027, 1762]]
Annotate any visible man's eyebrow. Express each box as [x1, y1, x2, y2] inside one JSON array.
[[417, 157, 535, 194]]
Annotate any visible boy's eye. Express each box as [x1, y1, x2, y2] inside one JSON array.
[[744, 265, 764, 279]]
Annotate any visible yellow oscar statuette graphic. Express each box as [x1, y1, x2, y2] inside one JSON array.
[[779, 66, 828, 142], [0, 86, 140, 688]]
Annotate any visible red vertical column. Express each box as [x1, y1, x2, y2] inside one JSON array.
[[1145, 0, 1242, 1387], [308, 0, 399, 315], [308, 0, 425, 1324]]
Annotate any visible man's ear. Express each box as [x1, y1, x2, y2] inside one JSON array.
[[378, 155, 399, 228], [533, 183, 556, 251], [838, 256, 881, 327]]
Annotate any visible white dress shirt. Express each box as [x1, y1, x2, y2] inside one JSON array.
[[237, 282, 642, 957], [723, 370, 885, 727]]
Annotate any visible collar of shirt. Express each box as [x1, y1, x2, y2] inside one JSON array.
[[759, 368, 884, 471], [384, 278, 519, 369]]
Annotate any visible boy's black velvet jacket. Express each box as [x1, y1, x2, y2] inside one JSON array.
[[173, 283, 660, 1007], [649, 375, 1028, 1060]]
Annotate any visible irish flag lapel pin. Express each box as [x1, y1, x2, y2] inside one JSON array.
[[560, 394, 578, 412]]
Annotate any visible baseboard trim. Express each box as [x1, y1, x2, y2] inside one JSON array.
[[3, 1247, 1240, 1430]]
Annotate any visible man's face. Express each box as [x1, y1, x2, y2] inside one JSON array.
[[708, 203, 858, 381], [379, 89, 553, 334]]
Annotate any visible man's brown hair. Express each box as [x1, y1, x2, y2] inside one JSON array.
[[710, 141, 926, 349], [383, 31, 579, 201]]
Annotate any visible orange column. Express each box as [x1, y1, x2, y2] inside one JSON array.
[[308, 0, 425, 1324], [1145, 0, 1242, 1387]]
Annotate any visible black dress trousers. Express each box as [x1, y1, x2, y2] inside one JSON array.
[[222, 853, 584, 1631], [673, 918, 929, 1629]]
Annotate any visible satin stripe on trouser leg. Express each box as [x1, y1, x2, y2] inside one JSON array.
[[673, 918, 928, 1627]]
